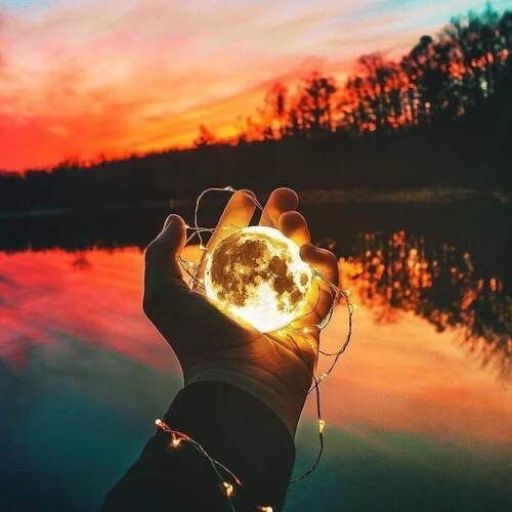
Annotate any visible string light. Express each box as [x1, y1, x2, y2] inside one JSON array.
[[222, 481, 235, 498], [155, 418, 274, 512], [170, 434, 182, 449], [348, 303, 358, 314], [170, 187, 355, 508]]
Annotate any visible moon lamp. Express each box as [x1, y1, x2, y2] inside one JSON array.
[[204, 226, 313, 333]]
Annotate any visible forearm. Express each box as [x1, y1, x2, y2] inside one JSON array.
[[102, 381, 295, 512]]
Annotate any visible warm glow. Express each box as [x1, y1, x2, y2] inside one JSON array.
[[1, 248, 511, 444], [222, 482, 234, 498], [204, 226, 312, 333], [170, 435, 182, 449], [0, 0, 489, 172]]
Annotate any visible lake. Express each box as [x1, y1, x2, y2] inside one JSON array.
[[1, 199, 511, 511]]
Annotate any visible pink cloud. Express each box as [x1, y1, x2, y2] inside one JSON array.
[[1, 0, 506, 171]]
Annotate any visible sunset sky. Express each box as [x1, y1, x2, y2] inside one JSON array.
[[1, 0, 511, 172]]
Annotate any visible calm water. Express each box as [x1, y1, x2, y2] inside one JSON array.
[[1, 200, 511, 511]]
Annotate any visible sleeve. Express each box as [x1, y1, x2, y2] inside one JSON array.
[[101, 381, 296, 512]]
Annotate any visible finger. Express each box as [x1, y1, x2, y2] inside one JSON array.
[[279, 211, 310, 246], [300, 244, 339, 286], [206, 189, 257, 252], [163, 214, 176, 229], [193, 190, 257, 289], [300, 243, 339, 322], [144, 214, 187, 283], [259, 187, 298, 227]]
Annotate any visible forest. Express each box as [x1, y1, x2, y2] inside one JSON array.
[[1, 5, 511, 213]]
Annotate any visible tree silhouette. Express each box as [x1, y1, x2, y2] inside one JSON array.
[[236, 4, 512, 138], [194, 124, 216, 147], [2, 5, 512, 210]]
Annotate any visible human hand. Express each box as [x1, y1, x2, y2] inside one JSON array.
[[143, 188, 338, 435]]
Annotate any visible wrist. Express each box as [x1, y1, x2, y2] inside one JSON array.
[[164, 381, 296, 510], [184, 361, 307, 436]]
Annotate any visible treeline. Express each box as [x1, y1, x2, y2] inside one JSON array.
[[1, 5, 511, 213], [233, 4, 512, 140]]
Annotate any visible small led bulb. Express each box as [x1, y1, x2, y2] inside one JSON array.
[[170, 435, 182, 448], [222, 482, 234, 498]]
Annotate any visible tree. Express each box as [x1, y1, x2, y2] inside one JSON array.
[[194, 125, 216, 147]]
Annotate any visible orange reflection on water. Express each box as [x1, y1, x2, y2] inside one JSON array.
[[318, 306, 512, 446], [338, 231, 511, 377], [1, 247, 511, 446], [0, 248, 173, 372]]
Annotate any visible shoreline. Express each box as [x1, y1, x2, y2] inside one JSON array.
[[0, 188, 510, 220]]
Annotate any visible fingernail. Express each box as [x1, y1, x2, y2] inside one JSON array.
[[300, 243, 314, 256], [163, 215, 175, 229]]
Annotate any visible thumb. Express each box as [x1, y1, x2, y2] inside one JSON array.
[[144, 214, 187, 282]]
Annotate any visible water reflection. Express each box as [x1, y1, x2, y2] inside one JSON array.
[[1, 200, 511, 377], [338, 230, 512, 377], [0, 249, 171, 372], [1, 239, 511, 511]]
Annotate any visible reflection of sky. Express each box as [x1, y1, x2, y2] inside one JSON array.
[[2, 0, 512, 171], [1, 248, 512, 510]]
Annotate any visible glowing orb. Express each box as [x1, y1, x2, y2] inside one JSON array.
[[204, 226, 313, 333]]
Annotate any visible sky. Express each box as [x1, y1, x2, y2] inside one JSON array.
[[1, 0, 511, 172]]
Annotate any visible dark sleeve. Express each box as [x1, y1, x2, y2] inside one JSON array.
[[102, 381, 296, 512]]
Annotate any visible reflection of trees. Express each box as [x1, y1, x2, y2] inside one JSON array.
[[341, 231, 512, 377], [72, 252, 92, 269]]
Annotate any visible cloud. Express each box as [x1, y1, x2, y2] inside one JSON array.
[[1, 0, 510, 171]]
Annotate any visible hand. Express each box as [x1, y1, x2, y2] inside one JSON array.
[[143, 188, 338, 435]]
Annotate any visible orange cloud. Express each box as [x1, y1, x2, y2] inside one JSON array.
[[1, 0, 507, 172]]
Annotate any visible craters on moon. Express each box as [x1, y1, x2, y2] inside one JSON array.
[[204, 226, 312, 333]]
